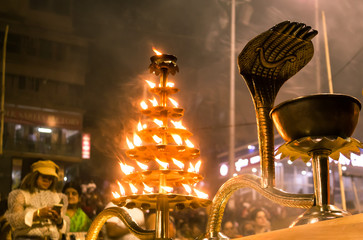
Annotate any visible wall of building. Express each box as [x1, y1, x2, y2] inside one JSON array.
[[0, 0, 88, 199]]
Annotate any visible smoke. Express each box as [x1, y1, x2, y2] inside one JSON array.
[[75, 0, 363, 183]]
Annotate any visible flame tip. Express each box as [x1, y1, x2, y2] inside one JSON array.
[[152, 48, 163, 56]]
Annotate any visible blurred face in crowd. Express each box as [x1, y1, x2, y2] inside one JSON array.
[[65, 187, 80, 205], [36, 174, 53, 190], [255, 210, 268, 228], [222, 221, 235, 238], [243, 222, 255, 236]]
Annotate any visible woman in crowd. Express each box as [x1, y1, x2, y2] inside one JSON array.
[[249, 208, 271, 234], [62, 181, 92, 232], [5, 160, 69, 240]]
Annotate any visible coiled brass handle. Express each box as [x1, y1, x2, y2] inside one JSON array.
[[205, 174, 314, 238], [86, 207, 155, 240]]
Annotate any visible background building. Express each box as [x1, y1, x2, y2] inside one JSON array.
[[0, 0, 88, 199]]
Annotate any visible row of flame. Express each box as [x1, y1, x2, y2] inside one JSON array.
[[126, 130, 194, 148], [127, 80, 195, 147], [119, 159, 201, 174], [112, 180, 208, 199], [140, 80, 178, 110]]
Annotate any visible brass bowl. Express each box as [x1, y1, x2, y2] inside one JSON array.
[[270, 94, 361, 142]]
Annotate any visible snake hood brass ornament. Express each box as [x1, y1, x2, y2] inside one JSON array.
[[237, 21, 318, 188], [238, 21, 318, 108], [203, 22, 319, 239]]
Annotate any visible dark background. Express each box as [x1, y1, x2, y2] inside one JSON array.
[[73, 0, 363, 195]]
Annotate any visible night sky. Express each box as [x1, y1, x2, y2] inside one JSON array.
[[72, 0, 363, 194]]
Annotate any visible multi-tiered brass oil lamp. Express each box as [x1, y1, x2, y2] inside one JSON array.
[[86, 50, 210, 240]]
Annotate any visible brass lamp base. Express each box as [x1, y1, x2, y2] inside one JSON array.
[[271, 94, 362, 228], [290, 204, 350, 227]]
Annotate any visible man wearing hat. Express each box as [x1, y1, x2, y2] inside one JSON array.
[[5, 160, 70, 240]]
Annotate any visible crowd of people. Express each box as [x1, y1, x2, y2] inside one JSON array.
[[166, 193, 307, 239], [0, 160, 102, 240], [0, 159, 315, 240], [217, 195, 306, 238]]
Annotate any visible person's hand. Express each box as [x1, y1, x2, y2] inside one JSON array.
[[37, 207, 63, 225], [52, 211, 63, 225], [37, 206, 53, 219]]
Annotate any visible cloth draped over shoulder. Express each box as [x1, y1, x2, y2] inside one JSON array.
[[67, 208, 92, 232], [103, 202, 145, 240]]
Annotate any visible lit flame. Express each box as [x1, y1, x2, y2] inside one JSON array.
[[153, 119, 163, 127], [136, 161, 148, 170], [117, 181, 126, 195], [193, 188, 208, 199], [119, 162, 134, 175], [168, 98, 179, 107], [126, 137, 134, 149], [185, 139, 194, 148], [153, 48, 163, 55], [155, 158, 169, 169], [171, 134, 183, 145], [137, 121, 143, 131], [195, 160, 202, 173], [129, 183, 138, 194], [143, 123, 147, 129], [152, 135, 162, 144], [145, 80, 156, 88], [172, 158, 184, 169], [171, 120, 186, 129], [160, 186, 173, 193], [133, 133, 142, 146], [182, 184, 192, 194], [143, 183, 153, 193], [112, 192, 120, 198], [140, 101, 148, 110], [188, 162, 195, 173], [166, 82, 175, 87], [149, 97, 159, 107]]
